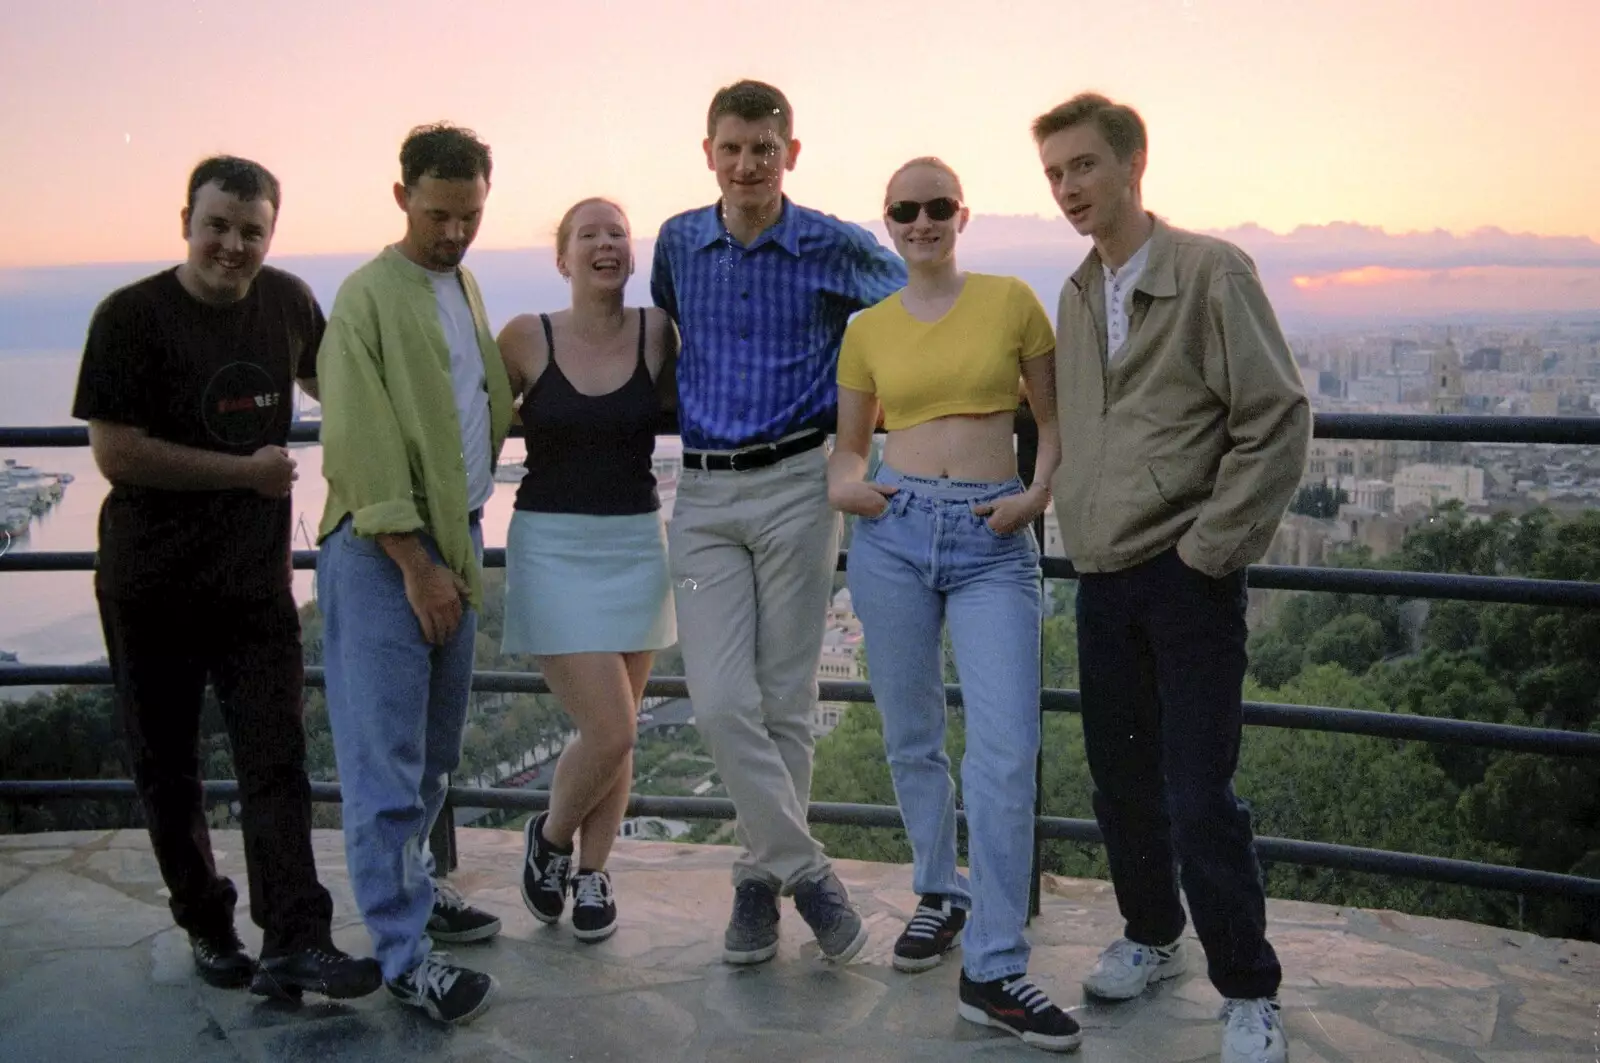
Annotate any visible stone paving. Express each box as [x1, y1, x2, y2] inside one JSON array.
[[1, 828, 1596, 1062]]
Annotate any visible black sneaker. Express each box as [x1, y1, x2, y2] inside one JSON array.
[[386, 951, 497, 1026], [570, 869, 618, 943], [723, 879, 780, 965], [793, 871, 868, 964], [428, 878, 502, 943], [892, 894, 966, 972], [958, 971, 1082, 1053], [250, 945, 383, 1001], [190, 929, 255, 989], [521, 811, 572, 925]]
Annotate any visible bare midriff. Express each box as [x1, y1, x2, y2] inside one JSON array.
[[880, 408, 1020, 482]]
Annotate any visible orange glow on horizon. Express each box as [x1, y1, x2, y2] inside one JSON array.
[[1293, 267, 1429, 290]]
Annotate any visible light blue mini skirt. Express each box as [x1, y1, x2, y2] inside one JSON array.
[[502, 510, 677, 656]]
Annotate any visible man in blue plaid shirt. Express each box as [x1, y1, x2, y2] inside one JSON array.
[[650, 79, 905, 967]]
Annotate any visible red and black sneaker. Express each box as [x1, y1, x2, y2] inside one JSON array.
[[958, 970, 1082, 1053]]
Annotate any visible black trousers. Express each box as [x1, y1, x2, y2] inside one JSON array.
[[1075, 547, 1282, 999], [96, 588, 333, 956]]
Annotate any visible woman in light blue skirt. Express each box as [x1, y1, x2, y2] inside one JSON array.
[[495, 198, 678, 944]]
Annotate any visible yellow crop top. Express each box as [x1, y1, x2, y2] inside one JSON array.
[[836, 273, 1054, 430]]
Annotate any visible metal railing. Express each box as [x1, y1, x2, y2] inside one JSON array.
[[5, 412, 1600, 909]]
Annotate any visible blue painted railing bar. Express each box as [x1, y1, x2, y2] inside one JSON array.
[[5, 663, 1599, 760], [5, 547, 1600, 611], [3, 778, 1596, 902], [8, 411, 1600, 450]]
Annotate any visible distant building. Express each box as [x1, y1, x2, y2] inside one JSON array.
[[619, 816, 691, 841], [1349, 479, 1395, 514], [811, 704, 844, 736], [1394, 463, 1485, 510], [814, 589, 864, 738], [1516, 339, 1544, 375], [1041, 501, 1065, 558], [817, 632, 861, 682], [1465, 346, 1504, 372], [1335, 504, 1416, 560], [1263, 513, 1338, 568], [1430, 339, 1465, 416], [1304, 439, 1425, 484], [1346, 375, 1404, 405]]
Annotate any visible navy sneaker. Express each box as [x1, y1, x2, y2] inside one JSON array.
[[723, 879, 780, 965], [386, 952, 497, 1026], [427, 878, 501, 943], [793, 871, 868, 964], [520, 811, 572, 924], [570, 869, 618, 943]]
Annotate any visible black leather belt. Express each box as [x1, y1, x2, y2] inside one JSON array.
[[682, 430, 824, 472], [467, 507, 483, 525]]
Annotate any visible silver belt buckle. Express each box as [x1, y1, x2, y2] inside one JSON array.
[[730, 440, 777, 472]]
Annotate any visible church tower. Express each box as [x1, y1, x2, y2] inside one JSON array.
[[1431, 333, 1464, 416], [1429, 332, 1465, 463]]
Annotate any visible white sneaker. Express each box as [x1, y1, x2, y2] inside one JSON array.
[[1220, 997, 1287, 1063], [1082, 937, 1183, 1000]]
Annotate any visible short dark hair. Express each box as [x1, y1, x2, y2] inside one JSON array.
[[399, 123, 493, 189], [1031, 93, 1147, 161], [706, 80, 793, 140], [185, 155, 280, 217]]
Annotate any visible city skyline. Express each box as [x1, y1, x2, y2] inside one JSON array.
[[4, 214, 1600, 351]]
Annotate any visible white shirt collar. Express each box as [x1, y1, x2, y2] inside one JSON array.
[[1103, 237, 1152, 286]]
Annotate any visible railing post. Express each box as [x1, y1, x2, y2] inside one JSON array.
[[1017, 408, 1046, 921], [430, 774, 458, 875]]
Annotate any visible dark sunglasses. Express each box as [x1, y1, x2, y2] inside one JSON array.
[[885, 197, 961, 224]]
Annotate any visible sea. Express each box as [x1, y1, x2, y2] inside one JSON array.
[[0, 350, 550, 667]]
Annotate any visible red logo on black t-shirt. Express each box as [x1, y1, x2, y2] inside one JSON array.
[[201, 361, 281, 447]]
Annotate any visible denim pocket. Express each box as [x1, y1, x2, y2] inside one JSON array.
[[978, 519, 1033, 545], [858, 497, 896, 524], [973, 512, 1039, 557], [968, 503, 1023, 539]]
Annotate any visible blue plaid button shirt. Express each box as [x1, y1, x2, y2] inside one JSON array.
[[650, 197, 907, 451]]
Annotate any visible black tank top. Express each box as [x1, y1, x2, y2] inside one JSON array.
[[514, 308, 661, 515]]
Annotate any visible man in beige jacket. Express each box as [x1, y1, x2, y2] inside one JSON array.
[[1033, 93, 1310, 1063]]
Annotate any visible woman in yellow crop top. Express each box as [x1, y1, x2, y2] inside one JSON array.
[[827, 157, 1078, 1050]]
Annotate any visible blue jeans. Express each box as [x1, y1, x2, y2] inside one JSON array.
[[317, 516, 483, 982], [846, 466, 1042, 982]]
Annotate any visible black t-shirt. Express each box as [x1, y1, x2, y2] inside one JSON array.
[[71, 266, 323, 600]]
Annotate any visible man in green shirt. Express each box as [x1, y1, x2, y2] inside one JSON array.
[[315, 123, 514, 1027]]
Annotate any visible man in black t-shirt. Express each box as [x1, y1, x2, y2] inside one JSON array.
[[71, 156, 380, 1002]]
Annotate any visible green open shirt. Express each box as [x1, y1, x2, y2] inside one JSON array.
[[315, 246, 514, 609]]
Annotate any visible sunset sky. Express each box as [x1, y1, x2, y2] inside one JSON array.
[[3, 0, 1598, 277]]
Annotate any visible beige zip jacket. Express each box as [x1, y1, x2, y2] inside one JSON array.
[[1051, 215, 1311, 578]]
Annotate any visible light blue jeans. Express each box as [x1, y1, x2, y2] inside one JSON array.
[[846, 466, 1042, 983], [317, 516, 482, 982]]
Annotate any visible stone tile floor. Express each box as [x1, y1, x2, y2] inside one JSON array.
[[1, 828, 1596, 1062]]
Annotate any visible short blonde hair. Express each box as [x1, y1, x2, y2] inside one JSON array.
[[884, 156, 965, 206]]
